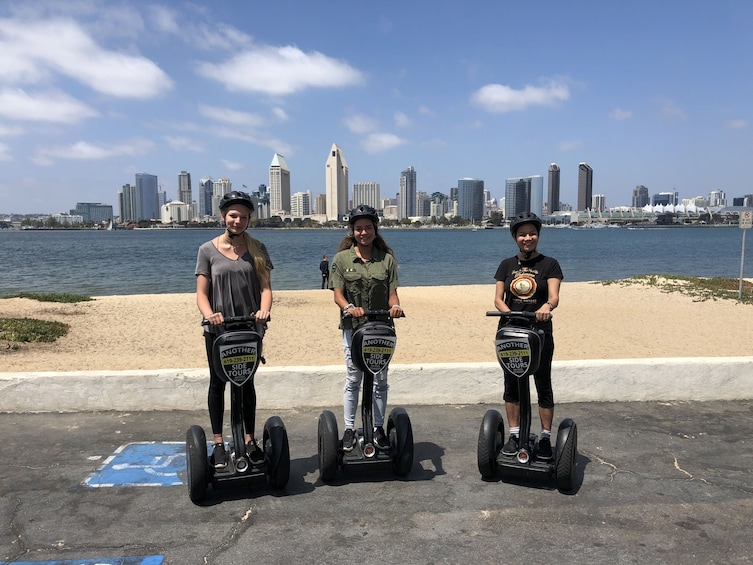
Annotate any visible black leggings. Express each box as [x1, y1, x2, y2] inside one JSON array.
[[503, 333, 555, 409], [205, 333, 257, 437]]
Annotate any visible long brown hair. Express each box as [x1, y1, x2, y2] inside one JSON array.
[[336, 219, 395, 257], [222, 206, 271, 288]]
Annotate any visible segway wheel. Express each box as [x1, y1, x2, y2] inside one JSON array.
[[318, 410, 339, 483], [186, 425, 209, 503], [477, 410, 504, 479], [555, 419, 578, 493], [263, 416, 290, 489], [387, 407, 414, 477]]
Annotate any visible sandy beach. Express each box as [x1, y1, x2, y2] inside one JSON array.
[[2, 282, 752, 373]]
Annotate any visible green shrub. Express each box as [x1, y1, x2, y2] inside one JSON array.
[[10, 292, 92, 303], [0, 318, 70, 343]]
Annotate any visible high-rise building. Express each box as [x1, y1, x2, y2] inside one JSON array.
[[548, 163, 561, 214], [315, 194, 326, 216], [198, 176, 213, 218], [504, 176, 543, 218], [416, 191, 431, 216], [577, 163, 593, 211], [632, 185, 649, 208], [398, 166, 417, 219], [353, 182, 380, 210], [134, 173, 159, 221], [709, 190, 726, 207], [592, 194, 606, 212], [178, 171, 192, 208], [269, 154, 291, 215], [457, 178, 485, 221], [73, 202, 113, 224], [291, 191, 311, 217], [212, 178, 232, 218], [325, 144, 349, 221], [118, 184, 135, 223]]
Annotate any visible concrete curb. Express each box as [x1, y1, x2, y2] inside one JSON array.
[[2, 357, 752, 413]]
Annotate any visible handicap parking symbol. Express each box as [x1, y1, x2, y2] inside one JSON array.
[[84, 441, 188, 487]]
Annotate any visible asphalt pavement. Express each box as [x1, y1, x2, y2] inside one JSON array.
[[1, 401, 752, 565]]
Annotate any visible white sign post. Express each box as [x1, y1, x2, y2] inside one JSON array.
[[739, 211, 752, 299]]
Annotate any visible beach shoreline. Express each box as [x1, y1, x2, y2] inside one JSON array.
[[2, 282, 753, 373]]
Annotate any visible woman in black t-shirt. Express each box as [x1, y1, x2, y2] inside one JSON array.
[[494, 212, 563, 461]]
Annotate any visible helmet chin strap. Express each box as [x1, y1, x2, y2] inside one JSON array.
[[226, 228, 242, 239]]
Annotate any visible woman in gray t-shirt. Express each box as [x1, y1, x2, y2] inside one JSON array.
[[195, 191, 273, 469]]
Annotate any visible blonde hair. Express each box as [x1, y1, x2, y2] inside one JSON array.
[[222, 206, 270, 288]]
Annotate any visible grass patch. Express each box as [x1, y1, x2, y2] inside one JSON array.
[[598, 275, 753, 304], [0, 317, 70, 344], [5, 292, 92, 303]]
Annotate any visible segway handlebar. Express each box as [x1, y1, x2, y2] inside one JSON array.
[[486, 311, 550, 320], [201, 314, 265, 326], [342, 309, 406, 319]]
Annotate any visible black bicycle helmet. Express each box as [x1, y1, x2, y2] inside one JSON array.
[[219, 191, 255, 212], [348, 204, 379, 226], [509, 212, 542, 236]]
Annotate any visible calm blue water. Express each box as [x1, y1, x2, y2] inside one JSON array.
[[1, 226, 751, 295]]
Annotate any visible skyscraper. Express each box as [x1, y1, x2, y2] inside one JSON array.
[[577, 163, 593, 211], [178, 171, 192, 207], [353, 181, 380, 210], [457, 178, 485, 221], [198, 176, 213, 218], [325, 144, 349, 221], [548, 163, 560, 214], [134, 173, 159, 221], [269, 154, 291, 215], [632, 185, 649, 208], [399, 166, 417, 219], [504, 175, 543, 218]]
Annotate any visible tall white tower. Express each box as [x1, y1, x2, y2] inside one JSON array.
[[325, 144, 349, 222], [269, 153, 291, 215]]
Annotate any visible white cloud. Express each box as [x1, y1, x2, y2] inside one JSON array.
[[557, 140, 582, 151], [471, 78, 570, 113], [199, 105, 266, 128], [164, 135, 204, 153], [394, 111, 411, 128], [418, 105, 434, 116], [0, 17, 172, 99], [221, 159, 243, 171], [0, 88, 98, 123], [361, 133, 407, 154], [344, 114, 379, 134], [196, 46, 364, 95], [656, 97, 686, 120], [726, 119, 747, 130], [272, 107, 289, 121], [0, 124, 25, 136], [33, 138, 155, 163], [610, 108, 632, 120], [148, 5, 180, 34], [0, 142, 12, 162]]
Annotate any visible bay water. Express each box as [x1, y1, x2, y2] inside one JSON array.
[[1, 226, 751, 296]]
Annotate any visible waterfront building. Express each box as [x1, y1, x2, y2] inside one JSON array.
[[653, 192, 677, 206], [398, 166, 417, 219], [133, 173, 159, 222], [548, 163, 561, 213], [505, 175, 543, 218], [291, 191, 311, 218], [430, 192, 448, 218], [457, 178, 485, 222], [269, 153, 291, 216], [314, 193, 326, 216], [211, 178, 232, 219], [51, 212, 83, 225], [161, 200, 190, 224], [118, 184, 135, 223], [632, 185, 649, 208], [577, 163, 593, 212], [73, 202, 113, 225], [416, 191, 431, 217], [198, 176, 213, 219], [178, 171, 192, 212], [325, 144, 349, 222], [709, 189, 726, 207], [353, 181, 380, 210], [592, 194, 606, 212]]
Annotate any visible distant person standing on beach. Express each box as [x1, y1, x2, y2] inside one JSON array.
[[195, 191, 273, 470], [319, 255, 330, 289], [494, 212, 562, 461], [329, 204, 403, 452]]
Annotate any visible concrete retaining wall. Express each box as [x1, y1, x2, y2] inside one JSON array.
[[2, 357, 752, 413]]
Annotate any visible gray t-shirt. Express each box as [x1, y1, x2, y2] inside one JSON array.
[[195, 239, 273, 332]]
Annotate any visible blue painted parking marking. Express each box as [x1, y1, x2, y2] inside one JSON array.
[[83, 441, 192, 487], [4, 556, 164, 565]]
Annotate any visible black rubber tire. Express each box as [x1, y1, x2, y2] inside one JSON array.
[[477, 410, 504, 479], [263, 416, 291, 489], [186, 425, 208, 503], [318, 410, 339, 483], [388, 407, 414, 477], [555, 420, 578, 493]]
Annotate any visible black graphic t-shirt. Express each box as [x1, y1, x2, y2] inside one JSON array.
[[494, 254, 563, 331]]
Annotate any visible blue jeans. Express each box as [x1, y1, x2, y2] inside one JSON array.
[[342, 329, 389, 430]]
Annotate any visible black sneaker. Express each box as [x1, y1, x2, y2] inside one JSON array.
[[501, 435, 518, 456], [212, 443, 227, 469], [246, 439, 264, 464], [537, 436, 553, 461], [374, 426, 389, 450], [342, 428, 355, 452]]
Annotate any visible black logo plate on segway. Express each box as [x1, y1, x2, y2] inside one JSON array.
[[218, 342, 259, 386], [360, 335, 396, 375], [495, 335, 532, 378]]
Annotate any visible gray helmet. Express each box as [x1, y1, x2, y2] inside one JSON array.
[[219, 191, 254, 212], [348, 204, 379, 226], [509, 212, 542, 236]]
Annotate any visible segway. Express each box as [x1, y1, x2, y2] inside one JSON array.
[[477, 311, 577, 492], [318, 310, 413, 482], [186, 316, 290, 503]]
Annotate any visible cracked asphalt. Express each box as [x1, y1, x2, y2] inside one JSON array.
[[1, 401, 752, 564]]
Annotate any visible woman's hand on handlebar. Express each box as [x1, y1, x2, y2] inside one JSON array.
[[534, 305, 553, 323], [389, 304, 404, 318], [255, 309, 271, 322], [205, 312, 225, 326]]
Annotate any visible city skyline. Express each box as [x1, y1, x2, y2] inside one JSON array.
[[1, 2, 752, 214]]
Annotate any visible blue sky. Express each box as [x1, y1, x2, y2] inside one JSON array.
[[1, 0, 751, 215]]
